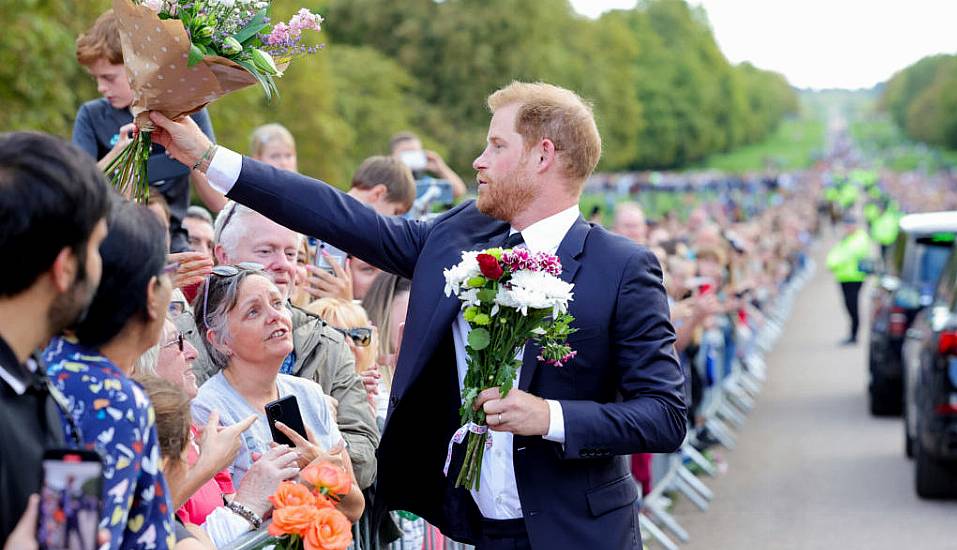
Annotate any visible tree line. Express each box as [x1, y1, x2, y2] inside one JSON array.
[[1, 0, 798, 186], [881, 53, 957, 151]]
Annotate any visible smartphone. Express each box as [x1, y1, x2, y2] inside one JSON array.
[[398, 149, 428, 172], [265, 395, 308, 447], [37, 449, 103, 550], [315, 242, 348, 275]]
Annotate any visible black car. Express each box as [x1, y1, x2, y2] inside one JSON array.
[[867, 213, 955, 416], [903, 247, 957, 498]]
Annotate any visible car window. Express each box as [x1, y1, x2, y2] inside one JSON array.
[[915, 243, 952, 295], [943, 251, 957, 309]]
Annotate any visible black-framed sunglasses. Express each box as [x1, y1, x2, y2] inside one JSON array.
[[202, 262, 265, 327], [161, 329, 194, 352], [333, 326, 373, 347]]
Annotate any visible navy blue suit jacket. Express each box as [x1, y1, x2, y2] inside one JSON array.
[[228, 158, 687, 549]]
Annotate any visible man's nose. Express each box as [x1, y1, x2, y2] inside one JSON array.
[[473, 151, 488, 171]]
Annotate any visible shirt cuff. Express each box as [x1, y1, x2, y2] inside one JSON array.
[[206, 147, 243, 195], [543, 399, 565, 444]]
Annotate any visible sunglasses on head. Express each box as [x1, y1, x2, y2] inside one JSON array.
[[333, 327, 373, 347], [202, 262, 266, 327]]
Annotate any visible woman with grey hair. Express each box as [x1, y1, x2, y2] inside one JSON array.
[[136, 317, 305, 546], [191, 264, 365, 523]]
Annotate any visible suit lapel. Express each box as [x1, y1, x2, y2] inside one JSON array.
[[519, 216, 590, 391], [403, 230, 509, 396]]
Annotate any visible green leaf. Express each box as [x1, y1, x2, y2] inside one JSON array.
[[476, 288, 496, 303], [187, 44, 205, 67], [467, 328, 490, 351], [233, 9, 269, 45]]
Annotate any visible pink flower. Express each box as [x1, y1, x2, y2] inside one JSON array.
[[289, 8, 323, 34], [265, 22, 292, 46]]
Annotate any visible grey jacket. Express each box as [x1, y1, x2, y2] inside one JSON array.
[[181, 304, 379, 489]]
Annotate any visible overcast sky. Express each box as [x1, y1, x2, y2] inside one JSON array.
[[569, 0, 957, 89]]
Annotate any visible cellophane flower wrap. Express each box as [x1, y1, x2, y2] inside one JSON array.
[[262, 461, 353, 550], [108, 0, 323, 202], [443, 247, 576, 490]]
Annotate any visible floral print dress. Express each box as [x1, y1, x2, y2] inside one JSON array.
[[45, 336, 175, 550]]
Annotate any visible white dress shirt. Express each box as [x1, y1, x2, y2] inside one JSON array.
[[451, 204, 579, 519], [203, 149, 580, 519]]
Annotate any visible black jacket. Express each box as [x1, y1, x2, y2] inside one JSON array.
[[0, 337, 65, 543]]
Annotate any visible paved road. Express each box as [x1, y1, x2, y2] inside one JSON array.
[[671, 240, 957, 550]]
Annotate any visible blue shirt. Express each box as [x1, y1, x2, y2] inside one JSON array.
[[45, 337, 175, 550]]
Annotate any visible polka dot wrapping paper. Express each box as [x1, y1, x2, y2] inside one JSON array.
[[113, 0, 258, 130]]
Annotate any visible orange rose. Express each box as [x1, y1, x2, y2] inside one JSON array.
[[268, 505, 320, 537], [270, 481, 317, 510], [301, 461, 351, 499], [303, 508, 353, 550]]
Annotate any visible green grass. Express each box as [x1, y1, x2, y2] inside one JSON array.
[[694, 116, 825, 173], [851, 115, 957, 172]]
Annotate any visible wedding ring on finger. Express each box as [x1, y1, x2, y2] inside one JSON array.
[[497, 413, 503, 425]]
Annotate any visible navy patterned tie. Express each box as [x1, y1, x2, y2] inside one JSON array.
[[502, 231, 524, 249]]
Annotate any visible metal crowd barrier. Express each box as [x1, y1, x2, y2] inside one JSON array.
[[637, 256, 814, 548]]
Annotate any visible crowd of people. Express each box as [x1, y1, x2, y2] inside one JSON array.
[[0, 8, 822, 550]]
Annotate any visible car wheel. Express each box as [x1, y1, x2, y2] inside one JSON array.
[[915, 441, 957, 499], [869, 375, 902, 416]]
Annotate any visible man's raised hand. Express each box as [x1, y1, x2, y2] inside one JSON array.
[[148, 111, 213, 168]]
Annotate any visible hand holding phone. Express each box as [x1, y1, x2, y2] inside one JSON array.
[[265, 395, 308, 448], [37, 449, 103, 550]]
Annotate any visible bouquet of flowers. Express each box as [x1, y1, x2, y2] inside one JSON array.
[[442, 247, 577, 490], [262, 461, 353, 550], [106, 0, 323, 202]]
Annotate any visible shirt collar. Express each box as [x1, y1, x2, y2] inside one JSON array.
[[512, 205, 581, 254], [0, 335, 36, 395]]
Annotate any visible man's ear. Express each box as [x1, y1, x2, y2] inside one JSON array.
[[214, 244, 229, 265], [49, 247, 78, 293], [145, 277, 164, 322], [536, 139, 557, 174]]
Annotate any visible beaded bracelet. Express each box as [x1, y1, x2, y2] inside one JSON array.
[[225, 501, 262, 530]]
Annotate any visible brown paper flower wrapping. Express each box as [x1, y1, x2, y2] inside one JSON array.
[[112, 0, 258, 129]]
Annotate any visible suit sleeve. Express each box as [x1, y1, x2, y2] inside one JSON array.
[[228, 157, 430, 279], [559, 249, 688, 458]]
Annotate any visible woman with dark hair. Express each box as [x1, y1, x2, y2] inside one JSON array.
[[44, 201, 176, 549]]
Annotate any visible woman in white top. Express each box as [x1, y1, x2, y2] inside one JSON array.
[[190, 265, 364, 523]]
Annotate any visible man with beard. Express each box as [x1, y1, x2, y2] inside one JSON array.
[[150, 81, 687, 550], [0, 132, 111, 542]]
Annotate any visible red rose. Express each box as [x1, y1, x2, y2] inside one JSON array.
[[476, 253, 504, 280]]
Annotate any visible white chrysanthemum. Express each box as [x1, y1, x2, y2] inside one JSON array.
[[495, 270, 574, 316], [443, 251, 481, 297]]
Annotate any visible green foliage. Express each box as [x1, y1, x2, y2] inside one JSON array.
[[3, 0, 797, 180], [881, 54, 957, 153]]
